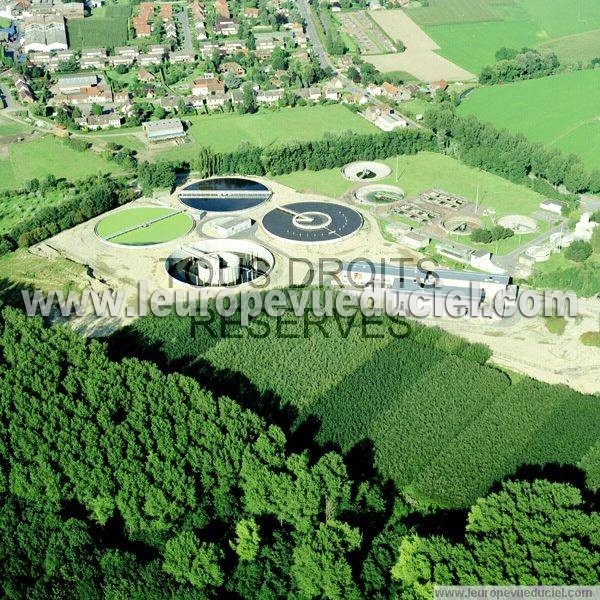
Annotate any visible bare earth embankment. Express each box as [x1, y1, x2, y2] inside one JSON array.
[[365, 10, 475, 82]]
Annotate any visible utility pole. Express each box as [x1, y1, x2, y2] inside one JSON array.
[[475, 184, 480, 214], [395, 155, 399, 183]]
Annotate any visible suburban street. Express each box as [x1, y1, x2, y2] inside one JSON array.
[[176, 8, 194, 54], [296, 0, 419, 127]]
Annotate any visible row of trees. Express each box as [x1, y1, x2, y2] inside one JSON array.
[[0, 307, 598, 597], [424, 104, 600, 195], [194, 128, 437, 177], [480, 49, 560, 84]]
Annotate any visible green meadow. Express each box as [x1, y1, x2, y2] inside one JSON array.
[[152, 105, 379, 161], [406, 0, 600, 73], [0, 136, 123, 190], [458, 70, 600, 171], [274, 151, 543, 217]]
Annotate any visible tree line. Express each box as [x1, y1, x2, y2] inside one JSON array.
[[480, 48, 561, 84]]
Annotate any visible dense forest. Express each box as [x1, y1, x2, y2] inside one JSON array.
[[1, 307, 598, 598]]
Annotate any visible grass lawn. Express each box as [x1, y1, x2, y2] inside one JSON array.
[[0, 117, 31, 137], [96, 207, 193, 245], [0, 136, 123, 190], [458, 70, 600, 171], [407, 0, 600, 73], [274, 152, 543, 217], [153, 105, 378, 161]]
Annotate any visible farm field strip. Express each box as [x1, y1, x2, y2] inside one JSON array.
[[405, 0, 600, 73], [366, 10, 475, 80]]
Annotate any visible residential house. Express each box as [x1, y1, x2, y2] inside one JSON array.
[[170, 50, 195, 63], [137, 68, 156, 82], [222, 38, 245, 54], [428, 79, 448, 94], [204, 92, 227, 108], [220, 61, 245, 76], [244, 7, 258, 18], [192, 76, 225, 95], [256, 88, 283, 104], [198, 40, 220, 58], [165, 21, 177, 40], [139, 53, 163, 66], [80, 48, 107, 69], [79, 112, 122, 130], [254, 31, 288, 54], [214, 17, 238, 36]]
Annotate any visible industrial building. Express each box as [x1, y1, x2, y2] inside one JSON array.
[[337, 261, 516, 314], [22, 14, 67, 52], [143, 118, 186, 142]]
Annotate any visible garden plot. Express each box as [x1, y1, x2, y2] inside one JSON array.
[[338, 11, 396, 55]]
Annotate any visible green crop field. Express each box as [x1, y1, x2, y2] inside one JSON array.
[[96, 207, 193, 246], [119, 308, 600, 508], [151, 105, 378, 161], [458, 70, 600, 171], [405, 0, 502, 26], [406, 0, 600, 73], [274, 152, 543, 217], [66, 5, 131, 49], [0, 136, 123, 190]]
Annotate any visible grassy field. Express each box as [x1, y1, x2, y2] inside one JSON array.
[[150, 105, 378, 161], [0, 136, 123, 190], [0, 117, 31, 137], [274, 152, 543, 217], [406, 0, 502, 26], [538, 30, 600, 64], [96, 207, 193, 245], [406, 0, 600, 73], [66, 5, 131, 49], [458, 70, 600, 171]]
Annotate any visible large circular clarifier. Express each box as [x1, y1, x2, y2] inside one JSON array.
[[178, 177, 271, 212], [262, 201, 363, 243]]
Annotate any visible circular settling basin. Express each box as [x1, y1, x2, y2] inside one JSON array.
[[95, 207, 194, 247], [497, 214, 538, 234], [355, 184, 405, 205], [442, 216, 484, 236], [178, 177, 271, 212], [262, 201, 363, 243], [342, 161, 391, 182]]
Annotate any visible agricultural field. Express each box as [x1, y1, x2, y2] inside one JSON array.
[[365, 10, 475, 81], [66, 5, 131, 49], [405, 0, 600, 73], [118, 308, 600, 508], [151, 105, 379, 161], [274, 151, 543, 217], [458, 70, 600, 171], [0, 135, 123, 190]]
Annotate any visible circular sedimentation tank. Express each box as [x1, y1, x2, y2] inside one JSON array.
[[166, 239, 274, 287], [354, 184, 405, 205], [342, 161, 391, 182], [497, 214, 538, 234], [95, 206, 194, 247], [442, 215, 484, 236], [261, 201, 363, 243], [526, 245, 551, 262], [178, 177, 272, 212]]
